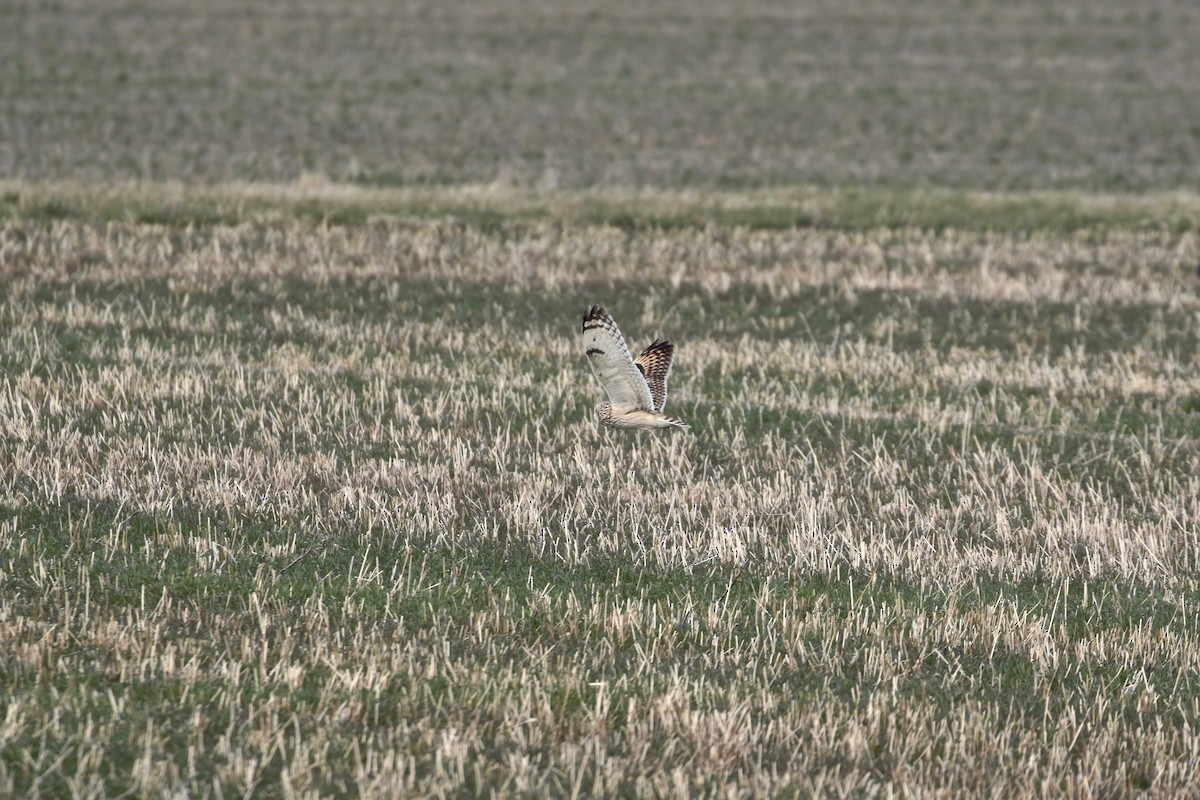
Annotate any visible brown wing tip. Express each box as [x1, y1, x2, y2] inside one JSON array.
[[639, 339, 675, 360]]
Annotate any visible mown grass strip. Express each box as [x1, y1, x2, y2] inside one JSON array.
[[3, 180, 1199, 233]]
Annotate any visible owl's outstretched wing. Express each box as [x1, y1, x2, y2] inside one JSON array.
[[634, 339, 675, 413], [582, 305, 655, 411]]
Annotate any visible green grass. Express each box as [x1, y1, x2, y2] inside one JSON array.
[[2, 188, 1200, 795], [3, 501, 1195, 796]]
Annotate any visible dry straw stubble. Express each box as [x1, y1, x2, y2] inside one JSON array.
[[2, 195, 1200, 796]]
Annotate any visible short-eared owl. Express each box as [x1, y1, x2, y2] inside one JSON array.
[[582, 305, 689, 430]]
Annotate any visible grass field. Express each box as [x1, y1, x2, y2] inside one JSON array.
[[4, 0, 1200, 795], [2, 182, 1200, 796], [3, 0, 1200, 190]]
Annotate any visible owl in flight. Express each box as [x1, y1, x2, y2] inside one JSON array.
[[582, 305, 689, 430]]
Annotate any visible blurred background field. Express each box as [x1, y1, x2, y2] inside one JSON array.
[[2, 0, 1199, 190]]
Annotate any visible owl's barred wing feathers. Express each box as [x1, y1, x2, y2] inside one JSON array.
[[634, 340, 675, 413], [582, 305, 655, 411]]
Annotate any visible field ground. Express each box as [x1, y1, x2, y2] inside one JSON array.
[[2, 182, 1200, 796], [3, 0, 1200, 191]]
